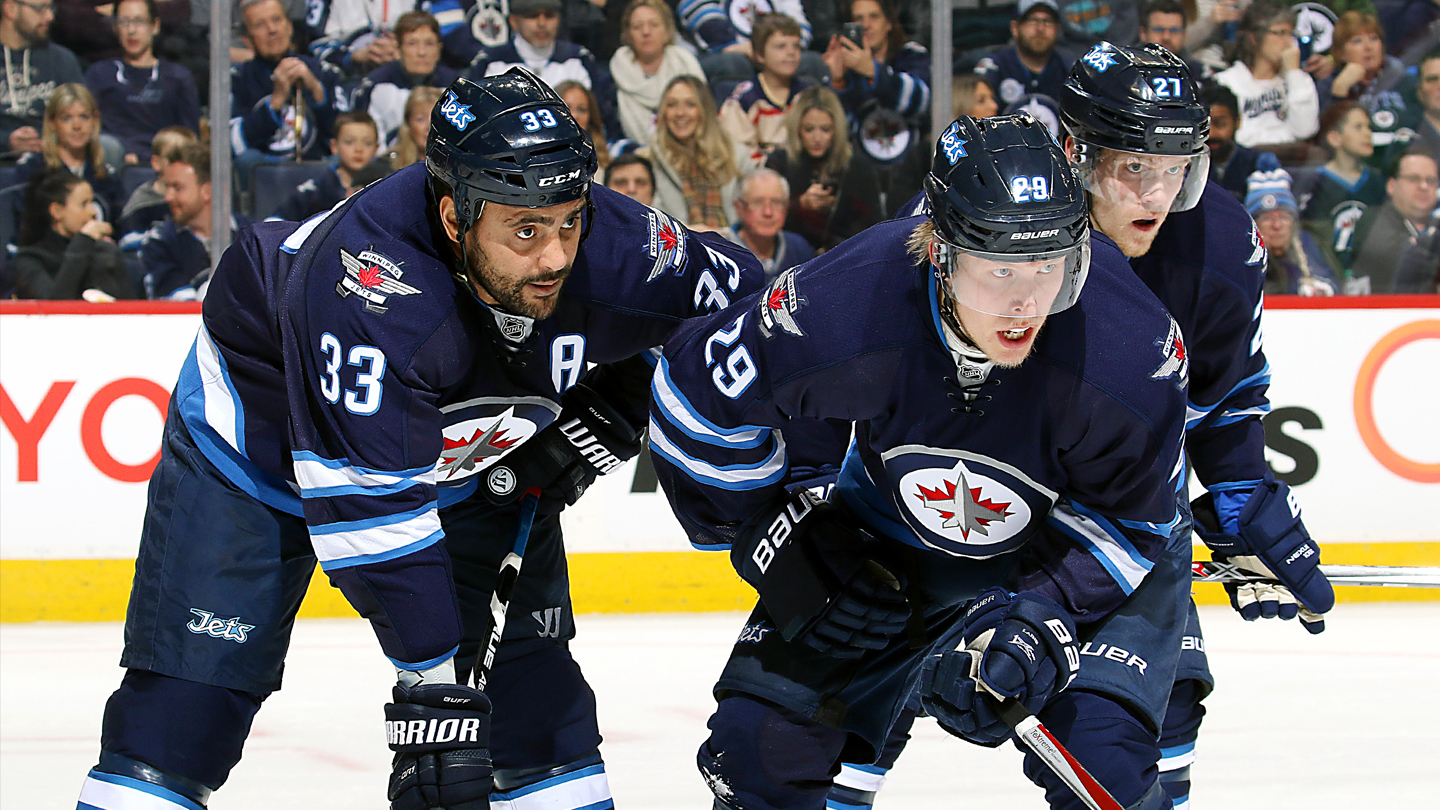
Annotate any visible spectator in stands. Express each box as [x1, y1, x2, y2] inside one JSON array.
[[309, 0, 412, 77], [610, 0, 705, 147], [951, 74, 999, 118], [231, 0, 344, 186], [1348, 147, 1440, 291], [1214, 1, 1320, 147], [603, 151, 655, 205], [0, 0, 82, 155], [637, 74, 740, 228], [1202, 82, 1275, 200], [468, 0, 620, 138], [117, 124, 196, 251], [764, 84, 883, 250], [387, 85, 442, 170], [140, 143, 253, 300], [15, 83, 122, 222], [1299, 101, 1388, 269], [50, 0, 186, 65], [719, 13, 811, 169], [13, 168, 130, 299], [976, 0, 1068, 109], [1247, 167, 1338, 295], [1141, 0, 1208, 80], [273, 110, 385, 221], [1318, 12, 1411, 156], [723, 166, 813, 277], [1053, 0, 1140, 63], [83, 0, 199, 165], [1413, 52, 1440, 157], [353, 11, 460, 146], [824, 0, 929, 212], [555, 79, 611, 171], [676, 0, 812, 85]]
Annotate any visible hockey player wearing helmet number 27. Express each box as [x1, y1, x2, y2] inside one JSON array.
[[648, 111, 1194, 810], [73, 69, 763, 810], [1062, 41, 1334, 809]]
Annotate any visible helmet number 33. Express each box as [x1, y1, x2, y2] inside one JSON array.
[[520, 109, 559, 131]]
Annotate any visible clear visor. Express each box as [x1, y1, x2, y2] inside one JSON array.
[[942, 242, 1091, 319], [1075, 146, 1210, 214]]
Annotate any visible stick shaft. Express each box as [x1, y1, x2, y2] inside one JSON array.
[[1192, 561, 1440, 588], [995, 699, 1124, 810], [475, 489, 540, 691]]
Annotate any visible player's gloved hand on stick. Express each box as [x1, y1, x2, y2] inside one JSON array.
[[386, 682, 493, 810], [744, 490, 911, 659], [915, 587, 1079, 747], [481, 381, 644, 512], [1193, 478, 1334, 634]]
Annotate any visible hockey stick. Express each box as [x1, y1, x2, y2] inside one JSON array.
[[1192, 561, 1440, 588], [474, 488, 542, 692], [964, 652, 1124, 810]]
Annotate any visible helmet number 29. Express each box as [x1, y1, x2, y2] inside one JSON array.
[[1010, 175, 1050, 203], [519, 109, 560, 132], [1151, 77, 1183, 98]]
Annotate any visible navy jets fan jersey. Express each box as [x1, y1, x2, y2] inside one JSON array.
[[650, 218, 1189, 624], [1128, 182, 1272, 491], [179, 166, 762, 669]]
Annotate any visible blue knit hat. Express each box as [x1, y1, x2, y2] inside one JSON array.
[[1245, 168, 1299, 218]]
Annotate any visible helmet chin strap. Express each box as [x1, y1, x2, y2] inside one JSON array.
[[448, 200, 541, 353], [933, 275, 995, 389]]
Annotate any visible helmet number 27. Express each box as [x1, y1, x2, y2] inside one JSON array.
[[1151, 77, 1183, 98]]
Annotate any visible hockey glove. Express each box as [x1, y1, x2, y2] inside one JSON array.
[[915, 587, 1079, 747], [386, 683, 493, 810], [1193, 479, 1333, 634], [481, 382, 644, 512], [741, 490, 911, 659]]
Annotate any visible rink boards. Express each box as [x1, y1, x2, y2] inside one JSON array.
[[1, 298, 1437, 621]]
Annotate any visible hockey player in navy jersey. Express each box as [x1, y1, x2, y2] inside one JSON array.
[[74, 70, 762, 810], [648, 112, 1197, 810], [1060, 42, 1334, 809]]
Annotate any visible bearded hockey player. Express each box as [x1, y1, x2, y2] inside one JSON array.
[[75, 70, 761, 810], [648, 112, 1195, 810]]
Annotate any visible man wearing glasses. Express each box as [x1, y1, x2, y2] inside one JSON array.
[[1139, 0, 1209, 83], [0, 0, 82, 154], [974, 0, 1068, 108], [1349, 147, 1440, 292], [724, 168, 815, 279]]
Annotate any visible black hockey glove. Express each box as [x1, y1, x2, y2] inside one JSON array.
[[740, 490, 911, 659], [386, 683, 493, 810], [915, 587, 1079, 747], [1193, 479, 1333, 634], [480, 382, 644, 512]]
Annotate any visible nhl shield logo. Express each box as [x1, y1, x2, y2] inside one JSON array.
[[758, 269, 805, 338], [336, 248, 421, 314]]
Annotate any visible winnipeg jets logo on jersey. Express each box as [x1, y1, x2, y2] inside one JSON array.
[[1247, 220, 1267, 266], [645, 210, 688, 282], [187, 609, 255, 644], [436, 399, 562, 483], [1150, 316, 1189, 386], [887, 449, 1052, 557], [914, 465, 1013, 539], [336, 248, 421, 314], [758, 269, 806, 338]]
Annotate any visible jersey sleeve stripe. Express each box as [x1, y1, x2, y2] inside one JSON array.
[[494, 763, 608, 801], [293, 452, 436, 491], [652, 356, 771, 448], [1048, 501, 1155, 595], [316, 525, 444, 570], [309, 502, 437, 535], [80, 770, 206, 810], [389, 644, 461, 673], [647, 417, 788, 490], [300, 478, 424, 499], [191, 325, 246, 456], [1185, 362, 1272, 427], [1209, 404, 1271, 427]]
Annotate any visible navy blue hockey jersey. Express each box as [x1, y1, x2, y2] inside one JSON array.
[[649, 217, 1190, 624], [1128, 182, 1272, 491], [178, 165, 762, 669]]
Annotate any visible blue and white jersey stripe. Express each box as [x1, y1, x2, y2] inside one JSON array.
[[647, 416, 788, 491], [78, 769, 205, 810], [309, 504, 443, 570], [834, 762, 889, 793], [489, 763, 613, 810], [1159, 741, 1196, 771], [293, 451, 436, 499], [652, 356, 771, 448], [1185, 362, 1271, 429], [1049, 500, 1156, 595]]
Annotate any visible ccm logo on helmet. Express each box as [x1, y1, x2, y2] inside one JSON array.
[[538, 169, 583, 187], [1011, 229, 1060, 240], [1153, 126, 1192, 135]]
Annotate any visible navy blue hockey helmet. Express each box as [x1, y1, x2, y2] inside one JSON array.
[[923, 113, 1091, 318], [426, 69, 597, 234], [1060, 42, 1210, 211]]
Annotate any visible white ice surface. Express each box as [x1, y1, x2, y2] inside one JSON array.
[[4, 604, 1438, 808]]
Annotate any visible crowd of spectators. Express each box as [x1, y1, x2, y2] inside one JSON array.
[[0, 0, 1435, 300]]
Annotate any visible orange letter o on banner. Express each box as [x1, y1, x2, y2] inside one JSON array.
[[81, 378, 171, 482], [1353, 320, 1440, 484]]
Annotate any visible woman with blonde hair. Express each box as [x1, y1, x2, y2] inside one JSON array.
[[764, 85, 883, 250], [638, 75, 740, 228], [388, 85, 444, 170], [951, 74, 998, 119], [15, 84, 123, 222], [555, 80, 611, 171], [609, 0, 706, 147]]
